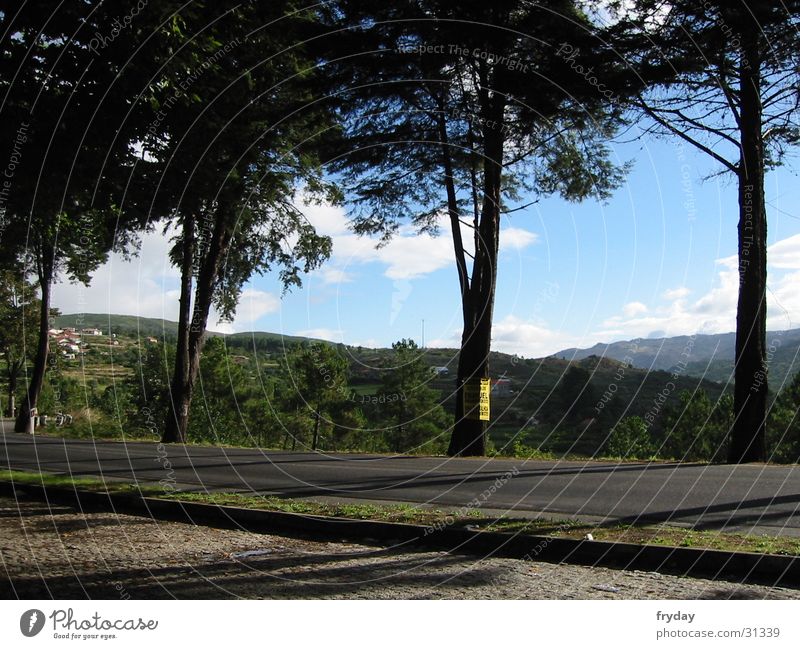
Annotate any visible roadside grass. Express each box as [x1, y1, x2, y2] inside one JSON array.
[[2, 469, 798, 556], [0, 469, 162, 495]]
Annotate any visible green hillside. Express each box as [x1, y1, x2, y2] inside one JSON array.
[[43, 313, 732, 457], [53, 313, 317, 349]]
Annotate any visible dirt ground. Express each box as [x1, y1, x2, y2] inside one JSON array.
[[1, 496, 798, 600]]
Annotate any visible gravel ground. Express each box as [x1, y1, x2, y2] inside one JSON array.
[[0, 496, 798, 600]]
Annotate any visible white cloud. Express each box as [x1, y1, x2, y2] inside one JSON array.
[[294, 327, 344, 342], [591, 234, 800, 344], [52, 227, 279, 334], [501, 227, 539, 250], [429, 315, 579, 358], [622, 301, 648, 317], [662, 286, 690, 301], [52, 227, 180, 321], [302, 200, 539, 281], [491, 315, 578, 357], [300, 199, 350, 236], [213, 289, 280, 333], [766, 233, 800, 270], [316, 268, 354, 285]]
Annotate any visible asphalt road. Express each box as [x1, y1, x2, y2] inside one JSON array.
[[2, 426, 799, 536]]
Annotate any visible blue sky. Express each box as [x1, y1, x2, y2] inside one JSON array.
[[52, 131, 800, 358]]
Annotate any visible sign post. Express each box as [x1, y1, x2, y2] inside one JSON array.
[[463, 378, 490, 421]]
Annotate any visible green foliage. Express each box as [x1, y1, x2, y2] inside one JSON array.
[[124, 343, 174, 438], [605, 416, 654, 459], [659, 391, 732, 462], [376, 339, 450, 454], [0, 272, 39, 413], [505, 436, 554, 460], [554, 366, 597, 422], [187, 338, 252, 444], [767, 372, 800, 463], [279, 343, 351, 450]]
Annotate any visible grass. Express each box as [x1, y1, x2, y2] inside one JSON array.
[[2, 469, 799, 556], [0, 469, 163, 494]]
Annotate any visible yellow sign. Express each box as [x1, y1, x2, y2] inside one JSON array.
[[464, 378, 490, 421]]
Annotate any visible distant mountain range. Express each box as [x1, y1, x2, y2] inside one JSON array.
[[555, 329, 800, 391]]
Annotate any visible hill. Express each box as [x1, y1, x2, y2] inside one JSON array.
[[555, 328, 800, 391], [53, 313, 181, 340], [50, 313, 730, 456], [53, 313, 316, 350]]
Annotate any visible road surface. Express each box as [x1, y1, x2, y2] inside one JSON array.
[[1, 428, 799, 536]]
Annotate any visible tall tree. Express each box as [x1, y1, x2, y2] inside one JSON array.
[[0, 2, 156, 433], [0, 272, 39, 416], [326, 1, 631, 455], [281, 343, 349, 451], [379, 339, 450, 453], [141, 2, 338, 443], [616, 1, 800, 462]]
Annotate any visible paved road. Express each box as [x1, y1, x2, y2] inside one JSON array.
[[1, 429, 799, 536]]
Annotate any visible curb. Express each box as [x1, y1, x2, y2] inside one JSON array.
[[2, 480, 798, 588]]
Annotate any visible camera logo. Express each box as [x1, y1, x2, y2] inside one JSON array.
[[20, 609, 46, 637]]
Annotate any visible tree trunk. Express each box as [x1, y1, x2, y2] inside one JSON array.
[[729, 28, 767, 463], [312, 407, 321, 450], [6, 363, 19, 417], [14, 268, 51, 433], [163, 203, 234, 443], [448, 103, 504, 457], [163, 213, 195, 443]]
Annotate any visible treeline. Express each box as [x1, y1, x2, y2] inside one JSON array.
[[1, 2, 799, 460], [57, 338, 451, 455], [604, 379, 800, 463], [498, 364, 800, 463]]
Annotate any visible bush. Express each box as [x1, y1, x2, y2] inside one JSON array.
[[605, 416, 654, 459], [659, 390, 731, 461]]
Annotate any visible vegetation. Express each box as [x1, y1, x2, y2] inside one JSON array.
[[9, 316, 799, 463], [617, 1, 800, 461], [328, 0, 638, 456], [1, 3, 799, 465], [145, 2, 338, 444]]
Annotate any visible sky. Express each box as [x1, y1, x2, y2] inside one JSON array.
[[51, 131, 800, 359]]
